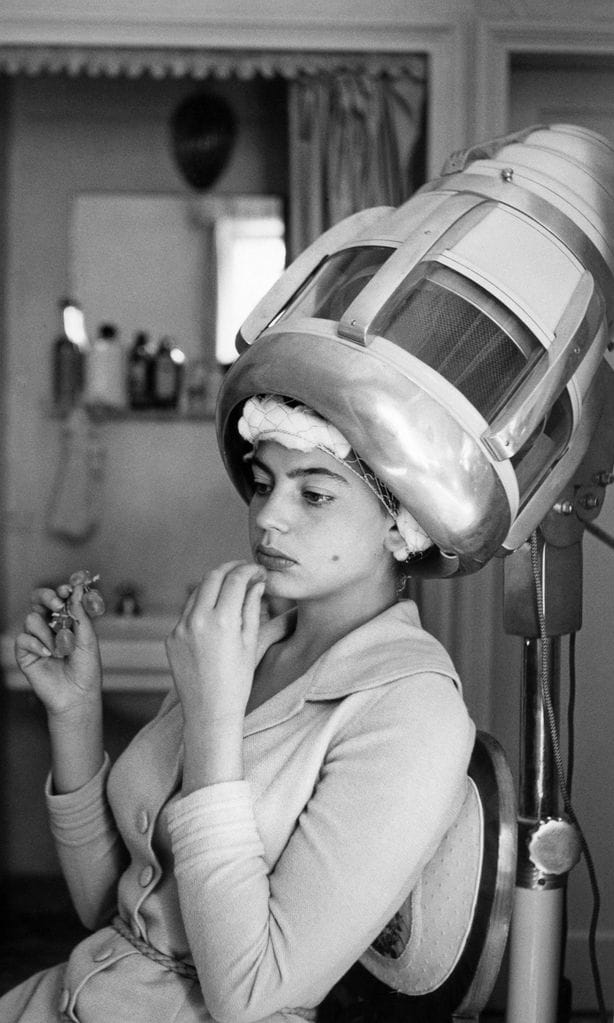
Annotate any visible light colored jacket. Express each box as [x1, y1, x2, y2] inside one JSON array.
[[28, 600, 474, 1023]]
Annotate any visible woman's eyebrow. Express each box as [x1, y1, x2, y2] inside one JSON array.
[[287, 466, 349, 485], [251, 454, 349, 485]]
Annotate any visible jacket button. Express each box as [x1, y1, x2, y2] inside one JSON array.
[[93, 944, 114, 962], [140, 864, 154, 887], [137, 809, 150, 834], [59, 988, 70, 1012]]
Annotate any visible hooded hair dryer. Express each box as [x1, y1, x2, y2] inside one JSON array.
[[217, 123, 614, 577]]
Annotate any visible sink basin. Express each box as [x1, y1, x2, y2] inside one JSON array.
[[95, 612, 179, 641], [93, 612, 178, 681], [1, 612, 179, 691]]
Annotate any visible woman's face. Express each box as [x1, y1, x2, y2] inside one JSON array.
[[247, 441, 399, 606]]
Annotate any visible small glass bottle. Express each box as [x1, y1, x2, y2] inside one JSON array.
[[127, 331, 153, 409], [85, 323, 126, 410], [152, 337, 185, 410], [180, 358, 208, 417], [52, 298, 87, 414]]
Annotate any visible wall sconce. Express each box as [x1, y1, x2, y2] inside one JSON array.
[[170, 91, 237, 190]]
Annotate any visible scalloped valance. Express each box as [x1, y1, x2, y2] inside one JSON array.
[[0, 45, 426, 81]]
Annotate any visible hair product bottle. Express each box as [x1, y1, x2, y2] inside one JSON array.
[[127, 331, 153, 409], [85, 323, 126, 411], [52, 298, 87, 414], [152, 337, 185, 410]]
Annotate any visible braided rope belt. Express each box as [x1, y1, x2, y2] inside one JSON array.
[[112, 915, 198, 980], [112, 915, 317, 1020]]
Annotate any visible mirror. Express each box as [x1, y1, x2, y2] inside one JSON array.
[[70, 192, 286, 371]]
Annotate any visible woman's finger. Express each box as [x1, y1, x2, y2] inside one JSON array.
[[23, 610, 56, 652], [212, 564, 266, 615], [242, 579, 266, 638], [188, 561, 251, 614], [178, 583, 200, 622], [29, 587, 65, 616], [15, 631, 54, 662], [68, 584, 97, 644]]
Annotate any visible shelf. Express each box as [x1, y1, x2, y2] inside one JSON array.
[[50, 405, 215, 423], [89, 407, 214, 423]]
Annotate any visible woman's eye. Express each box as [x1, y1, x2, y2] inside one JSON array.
[[252, 479, 272, 496], [303, 490, 334, 506]]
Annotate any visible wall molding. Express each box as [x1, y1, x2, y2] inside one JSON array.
[[0, 45, 428, 81], [0, 1, 474, 49], [474, 21, 614, 140]]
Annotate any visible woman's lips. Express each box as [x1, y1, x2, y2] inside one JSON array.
[[256, 546, 297, 571]]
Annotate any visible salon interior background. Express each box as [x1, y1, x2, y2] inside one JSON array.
[[1, 0, 614, 1013]]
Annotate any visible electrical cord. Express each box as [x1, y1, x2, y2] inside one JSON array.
[[585, 520, 614, 552], [529, 532, 607, 1023], [567, 633, 576, 799]]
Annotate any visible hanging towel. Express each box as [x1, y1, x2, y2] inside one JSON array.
[[46, 407, 105, 543]]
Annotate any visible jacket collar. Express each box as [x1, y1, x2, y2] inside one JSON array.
[[244, 599, 459, 736]]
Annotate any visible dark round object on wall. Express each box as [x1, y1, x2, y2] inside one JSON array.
[[170, 92, 237, 190]]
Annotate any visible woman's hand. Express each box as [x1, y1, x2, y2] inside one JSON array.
[[15, 582, 103, 720], [166, 561, 266, 728]]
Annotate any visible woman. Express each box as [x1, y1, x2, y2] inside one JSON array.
[[2, 394, 475, 1023]]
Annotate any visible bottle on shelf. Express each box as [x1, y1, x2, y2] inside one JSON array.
[[84, 322, 127, 411], [152, 336, 186, 410], [127, 331, 154, 409], [180, 357, 208, 417], [52, 298, 88, 415]]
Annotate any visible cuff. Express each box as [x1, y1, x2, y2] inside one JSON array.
[[46, 752, 115, 847], [168, 781, 264, 871]]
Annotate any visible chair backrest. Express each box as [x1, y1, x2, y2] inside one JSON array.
[[447, 730, 517, 1019], [319, 731, 517, 1022]]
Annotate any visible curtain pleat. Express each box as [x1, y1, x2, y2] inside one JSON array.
[[288, 71, 426, 257]]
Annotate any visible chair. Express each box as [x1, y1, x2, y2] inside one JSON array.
[[318, 731, 517, 1022]]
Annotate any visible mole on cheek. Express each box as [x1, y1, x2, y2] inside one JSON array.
[[331, 555, 340, 562]]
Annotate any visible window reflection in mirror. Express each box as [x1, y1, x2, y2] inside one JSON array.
[[70, 193, 285, 374], [213, 204, 286, 365]]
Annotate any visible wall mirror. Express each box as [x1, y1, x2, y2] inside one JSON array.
[[70, 192, 286, 368]]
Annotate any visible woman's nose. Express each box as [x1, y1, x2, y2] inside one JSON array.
[[254, 489, 289, 533]]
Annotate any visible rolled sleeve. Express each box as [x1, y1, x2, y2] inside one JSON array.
[[46, 754, 127, 929], [47, 754, 114, 847], [169, 781, 264, 866]]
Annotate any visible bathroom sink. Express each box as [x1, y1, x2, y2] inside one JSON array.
[[92, 612, 178, 681], [1, 612, 178, 691], [95, 612, 178, 642]]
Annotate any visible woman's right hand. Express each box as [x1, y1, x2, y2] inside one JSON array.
[[15, 582, 103, 719]]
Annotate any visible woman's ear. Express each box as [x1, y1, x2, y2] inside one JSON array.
[[383, 522, 410, 562]]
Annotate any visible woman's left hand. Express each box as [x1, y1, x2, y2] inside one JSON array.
[[166, 561, 266, 728]]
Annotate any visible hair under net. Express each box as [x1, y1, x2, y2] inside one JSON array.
[[238, 395, 432, 558]]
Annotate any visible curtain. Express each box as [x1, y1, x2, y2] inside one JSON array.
[[287, 70, 426, 257]]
